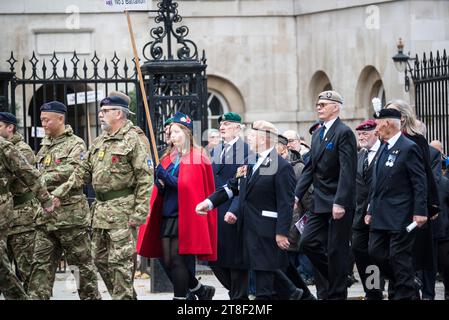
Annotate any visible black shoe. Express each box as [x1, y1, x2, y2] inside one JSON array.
[[186, 291, 197, 300], [196, 285, 215, 300], [289, 288, 304, 300], [412, 276, 422, 300], [301, 292, 317, 300]]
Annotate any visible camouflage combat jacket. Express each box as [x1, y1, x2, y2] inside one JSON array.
[[36, 125, 90, 229], [9, 132, 43, 235], [52, 120, 153, 229], [0, 137, 52, 231]]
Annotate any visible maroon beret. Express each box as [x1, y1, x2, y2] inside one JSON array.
[[355, 119, 377, 131]]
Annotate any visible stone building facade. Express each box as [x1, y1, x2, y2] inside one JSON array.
[[0, 0, 448, 143]]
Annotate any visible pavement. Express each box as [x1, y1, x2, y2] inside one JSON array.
[[5, 267, 443, 300]]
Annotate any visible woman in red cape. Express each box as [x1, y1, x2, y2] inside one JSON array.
[[136, 112, 217, 299]]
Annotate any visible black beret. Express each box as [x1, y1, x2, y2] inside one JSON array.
[[277, 134, 288, 146], [309, 121, 322, 135], [0, 112, 17, 125], [374, 108, 402, 120], [40, 101, 67, 114]]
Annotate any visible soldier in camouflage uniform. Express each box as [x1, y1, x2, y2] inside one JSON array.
[[52, 93, 153, 300], [27, 102, 100, 300], [0, 112, 42, 293], [0, 121, 55, 299]]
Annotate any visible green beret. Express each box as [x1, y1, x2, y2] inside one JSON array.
[[164, 117, 174, 127], [218, 112, 242, 124]]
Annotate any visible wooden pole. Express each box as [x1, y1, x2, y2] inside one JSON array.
[[125, 10, 160, 165]]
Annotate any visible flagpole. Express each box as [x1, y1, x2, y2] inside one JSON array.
[[125, 10, 160, 165]]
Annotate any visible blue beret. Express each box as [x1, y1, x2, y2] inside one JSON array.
[[100, 96, 128, 108], [40, 101, 67, 114], [172, 111, 193, 131], [100, 95, 135, 115], [0, 112, 17, 125]]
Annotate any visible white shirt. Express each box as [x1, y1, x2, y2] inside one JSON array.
[[367, 139, 381, 165], [322, 117, 338, 138], [220, 136, 240, 158], [252, 147, 274, 174], [205, 146, 274, 210], [386, 131, 402, 149]]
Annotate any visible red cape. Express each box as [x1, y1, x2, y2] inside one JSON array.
[[136, 148, 217, 261]]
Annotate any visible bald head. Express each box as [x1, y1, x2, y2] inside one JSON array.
[[430, 140, 444, 154], [283, 130, 301, 152]]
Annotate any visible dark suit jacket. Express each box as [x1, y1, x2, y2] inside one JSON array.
[[208, 149, 295, 271], [434, 176, 449, 240], [368, 134, 427, 231], [405, 133, 440, 216], [295, 117, 357, 213], [210, 138, 251, 267], [353, 148, 377, 230], [429, 146, 442, 184]]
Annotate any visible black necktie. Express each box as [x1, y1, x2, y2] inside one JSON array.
[[247, 153, 259, 180], [221, 143, 229, 163], [362, 149, 369, 179], [319, 125, 326, 141]]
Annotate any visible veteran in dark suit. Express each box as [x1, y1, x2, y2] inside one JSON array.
[[352, 119, 384, 300], [365, 108, 428, 300], [209, 112, 251, 300], [196, 120, 296, 300], [294, 90, 357, 300]]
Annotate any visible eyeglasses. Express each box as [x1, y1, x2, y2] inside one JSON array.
[[315, 102, 335, 109], [287, 139, 299, 143], [98, 108, 119, 114]]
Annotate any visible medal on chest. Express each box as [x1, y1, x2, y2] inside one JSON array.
[[98, 149, 105, 161], [43, 155, 52, 166]]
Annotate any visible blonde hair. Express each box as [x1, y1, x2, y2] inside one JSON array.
[[385, 99, 421, 136]]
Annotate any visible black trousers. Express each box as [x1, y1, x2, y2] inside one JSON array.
[[254, 270, 275, 300], [437, 240, 449, 299], [299, 210, 354, 299], [352, 227, 384, 300], [209, 264, 248, 300], [368, 230, 416, 300]]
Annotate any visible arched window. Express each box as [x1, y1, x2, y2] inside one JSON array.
[[355, 66, 386, 117], [207, 90, 229, 129]]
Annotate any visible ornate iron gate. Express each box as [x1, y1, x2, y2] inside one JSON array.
[[413, 49, 449, 154], [1, 0, 208, 156]]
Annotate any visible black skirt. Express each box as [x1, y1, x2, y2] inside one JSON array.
[[160, 216, 178, 238]]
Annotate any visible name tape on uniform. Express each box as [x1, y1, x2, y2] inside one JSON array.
[[104, 0, 152, 12]]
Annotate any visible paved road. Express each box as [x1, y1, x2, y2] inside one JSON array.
[[19, 269, 444, 300]]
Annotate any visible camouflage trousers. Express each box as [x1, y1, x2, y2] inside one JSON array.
[[7, 230, 36, 293], [0, 230, 28, 299], [92, 228, 135, 300], [28, 226, 100, 300]]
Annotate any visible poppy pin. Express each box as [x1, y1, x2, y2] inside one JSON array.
[[111, 155, 120, 164]]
